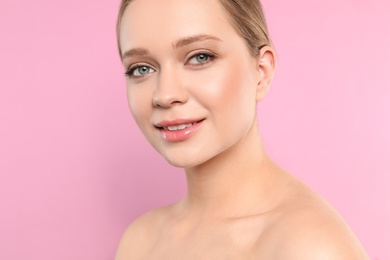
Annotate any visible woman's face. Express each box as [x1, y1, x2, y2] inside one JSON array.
[[119, 0, 263, 168]]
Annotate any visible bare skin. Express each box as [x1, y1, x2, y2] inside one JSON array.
[[116, 125, 367, 259], [116, 0, 368, 258]]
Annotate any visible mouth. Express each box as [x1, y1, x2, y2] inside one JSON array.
[[162, 122, 197, 131], [155, 119, 204, 131], [154, 119, 205, 142]]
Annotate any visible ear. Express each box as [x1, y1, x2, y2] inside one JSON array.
[[255, 46, 277, 102]]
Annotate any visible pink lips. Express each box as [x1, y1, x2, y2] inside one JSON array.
[[155, 119, 204, 142]]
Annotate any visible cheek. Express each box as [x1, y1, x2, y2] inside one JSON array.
[[192, 60, 256, 115], [126, 84, 153, 128]]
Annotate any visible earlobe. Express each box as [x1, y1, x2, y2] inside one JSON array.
[[256, 46, 277, 102]]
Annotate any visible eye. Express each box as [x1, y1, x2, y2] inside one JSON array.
[[187, 53, 215, 65], [125, 65, 155, 78]]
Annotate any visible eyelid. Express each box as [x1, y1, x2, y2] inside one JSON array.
[[123, 49, 218, 77], [185, 50, 217, 66], [124, 63, 156, 78]]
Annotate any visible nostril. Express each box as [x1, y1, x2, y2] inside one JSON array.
[[152, 80, 189, 108], [170, 100, 184, 105], [153, 94, 188, 108]]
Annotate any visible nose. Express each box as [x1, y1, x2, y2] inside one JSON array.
[[152, 68, 189, 108]]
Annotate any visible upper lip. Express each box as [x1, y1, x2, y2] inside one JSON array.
[[154, 118, 204, 128]]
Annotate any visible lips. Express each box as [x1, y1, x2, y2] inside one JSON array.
[[155, 119, 204, 142], [163, 123, 195, 131], [155, 119, 203, 129]]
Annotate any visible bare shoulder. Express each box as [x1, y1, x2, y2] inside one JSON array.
[[114, 205, 172, 260], [266, 178, 369, 259], [275, 208, 369, 259]]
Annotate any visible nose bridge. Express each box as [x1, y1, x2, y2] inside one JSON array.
[[153, 64, 188, 108]]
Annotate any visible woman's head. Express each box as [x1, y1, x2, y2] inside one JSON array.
[[117, 0, 276, 168], [116, 0, 271, 58]]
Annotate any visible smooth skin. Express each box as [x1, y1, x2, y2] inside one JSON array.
[[116, 0, 369, 258]]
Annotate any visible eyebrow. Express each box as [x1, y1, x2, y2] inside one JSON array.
[[122, 48, 151, 61], [121, 34, 222, 61], [173, 34, 222, 49]]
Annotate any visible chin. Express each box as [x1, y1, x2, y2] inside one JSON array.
[[163, 155, 202, 169], [161, 150, 212, 169]]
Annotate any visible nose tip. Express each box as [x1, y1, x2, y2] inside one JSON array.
[[152, 72, 188, 108], [153, 93, 187, 108]]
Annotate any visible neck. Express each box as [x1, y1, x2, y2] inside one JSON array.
[[182, 122, 285, 220]]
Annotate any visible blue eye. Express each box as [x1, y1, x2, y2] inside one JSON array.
[[188, 53, 215, 65], [125, 65, 155, 77]]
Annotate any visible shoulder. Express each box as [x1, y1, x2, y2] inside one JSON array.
[[275, 209, 368, 259], [268, 181, 368, 259], [114, 206, 171, 260]]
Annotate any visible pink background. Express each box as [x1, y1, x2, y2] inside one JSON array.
[[1, 0, 389, 259]]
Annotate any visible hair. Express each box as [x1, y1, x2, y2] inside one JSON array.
[[116, 0, 271, 58]]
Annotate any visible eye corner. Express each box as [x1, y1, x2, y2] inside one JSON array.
[[124, 64, 156, 79], [186, 52, 217, 66]]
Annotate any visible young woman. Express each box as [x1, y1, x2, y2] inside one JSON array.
[[115, 0, 368, 258]]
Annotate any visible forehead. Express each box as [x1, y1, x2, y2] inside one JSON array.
[[119, 0, 239, 53]]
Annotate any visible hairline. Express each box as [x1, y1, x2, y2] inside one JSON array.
[[116, 0, 270, 59]]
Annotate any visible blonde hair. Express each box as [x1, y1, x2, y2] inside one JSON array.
[[116, 0, 271, 58]]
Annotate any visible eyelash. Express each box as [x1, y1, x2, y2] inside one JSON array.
[[187, 52, 216, 66], [124, 52, 216, 78], [125, 65, 155, 78]]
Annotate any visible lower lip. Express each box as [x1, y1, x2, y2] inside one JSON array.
[[158, 121, 203, 142]]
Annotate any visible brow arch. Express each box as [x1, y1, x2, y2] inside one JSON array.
[[121, 34, 222, 61]]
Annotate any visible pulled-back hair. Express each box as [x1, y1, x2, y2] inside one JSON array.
[[116, 0, 271, 58]]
